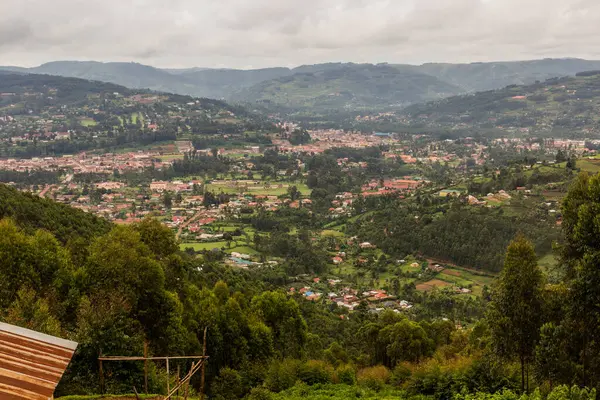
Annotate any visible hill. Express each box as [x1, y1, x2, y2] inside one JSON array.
[[402, 71, 600, 136], [174, 67, 293, 98], [232, 63, 462, 110], [3, 59, 600, 111], [0, 73, 276, 158], [0, 62, 290, 100], [413, 58, 600, 92], [0, 184, 111, 241], [27, 61, 202, 97]]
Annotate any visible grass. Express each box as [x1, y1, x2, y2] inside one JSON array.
[[538, 252, 558, 273], [80, 118, 97, 127], [57, 396, 196, 400], [158, 154, 184, 161], [180, 241, 228, 251], [577, 159, 600, 174], [272, 383, 405, 400], [206, 182, 311, 196], [416, 279, 451, 291], [179, 241, 259, 255], [321, 229, 345, 237]]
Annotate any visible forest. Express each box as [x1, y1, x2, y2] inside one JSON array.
[[0, 171, 600, 400]]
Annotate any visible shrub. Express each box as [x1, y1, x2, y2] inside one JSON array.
[[211, 367, 244, 400], [298, 360, 334, 385], [324, 341, 349, 366], [357, 365, 391, 391], [391, 362, 412, 386], [246, 387, 274, 400], [264, 359, 301, 392], [335, 364, 357, 385]]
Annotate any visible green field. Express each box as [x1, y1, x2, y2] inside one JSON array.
[[206, 182, 311, 196], [321, 229, 345, 237], [179, 241, 259, 255], [180, 241, 228, 251], [80, 118, 97, 127], [431, 266, 496, 296], [158, 154, 184, 161], [578, 159, 600, 173]]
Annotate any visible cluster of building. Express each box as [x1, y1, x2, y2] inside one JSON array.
[[290, 280, 413, 313], [0, 151, 170, 174]]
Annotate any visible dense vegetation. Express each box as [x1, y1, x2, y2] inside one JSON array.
[[1, 170, 600, 400], [402, 74, 600, 136], [232, 64, 460, 111], [7, 58, 600, 113], [0, 184, 111, 241], [0, 73, 277, 158], [347, 197, 560, 272]]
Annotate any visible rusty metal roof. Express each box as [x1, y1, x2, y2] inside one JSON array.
[[0, 322, 77, 400]]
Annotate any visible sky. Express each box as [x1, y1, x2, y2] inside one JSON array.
[[1, 0, 600, 69]]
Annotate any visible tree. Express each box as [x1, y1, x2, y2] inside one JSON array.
[[287, 185, 300, 201], [133, 217, 178, 260], [211, 368, 244, 400], [487, 235, 544, 392], [251, 291, 307, 358], [4, 287, 62, 336], [162, 191, 173, 209]]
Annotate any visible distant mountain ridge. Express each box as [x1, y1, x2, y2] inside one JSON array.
[[230, 63, 461, 109], [401, 71, 600, 135], [2, 58, 600, 110]]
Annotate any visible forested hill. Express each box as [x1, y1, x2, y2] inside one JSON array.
[[0, 72, 136, 103], [0, 184, 111, 242], [231, 64, 462, 110], [415, 58, 600, 92], [0, 72, 255, 115], [0, 73, 277, 157], [4, 58, 600, 109], [402, 71, 600, 136]]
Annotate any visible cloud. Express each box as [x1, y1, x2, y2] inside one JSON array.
[[0, 0, 599, 68]]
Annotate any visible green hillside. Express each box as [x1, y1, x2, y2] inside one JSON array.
[[402, 72, 600, 136], [0, 73, 276, 157], [4, 59, 600, 110], [233, 64, 461, 110], [31, 61, 202, 96], [0, 184, 111, 241], [414, 58, 600, 92]]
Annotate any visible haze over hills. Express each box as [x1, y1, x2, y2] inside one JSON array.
[[230, 64, 462, 110], [3, 58, 600, 111], [402, 70, 600, 136]]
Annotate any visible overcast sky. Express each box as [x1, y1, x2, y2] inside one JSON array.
[[1, 0, 599, 69]]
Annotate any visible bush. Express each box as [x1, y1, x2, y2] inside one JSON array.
[[264, 359, 301, 392], [391, 362, 412, 386], [324, 341, 349, 366], [297, 360, 333, 385], [335, 364, 357, 385], [357, 365, 391, 391], [245, 387, 274, 400], [211, 368, 244, 400]]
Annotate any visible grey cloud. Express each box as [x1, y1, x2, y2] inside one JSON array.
[[0, 19, 34, 49], [1, 0, 600, 68]]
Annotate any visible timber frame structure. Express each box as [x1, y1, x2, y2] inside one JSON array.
[[98, 348, 208, 399]]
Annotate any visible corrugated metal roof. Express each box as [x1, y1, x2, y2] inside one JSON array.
[[0, 322, 77, 400]]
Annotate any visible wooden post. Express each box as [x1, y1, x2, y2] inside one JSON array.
[[200, 328, 208, 400], [99, 350, 105, 395], [184, 362, 193, 400], [133, 386, 141, 400], [166, 357, 170, 396], [144, 341, 149, 394], [177, 365, 180, 399]]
